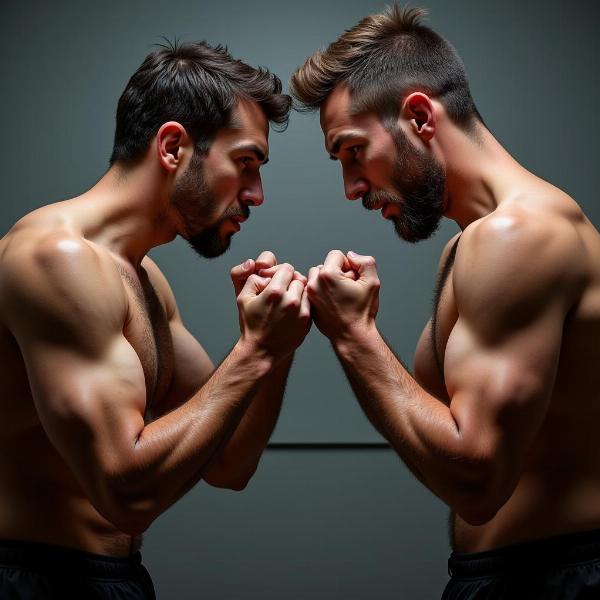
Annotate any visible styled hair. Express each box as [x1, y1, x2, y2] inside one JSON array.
[[110, 40, 291, 166], [290, 4, 482, 131]]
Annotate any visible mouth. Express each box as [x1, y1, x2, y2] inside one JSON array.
[[382, 203, 395, 220]]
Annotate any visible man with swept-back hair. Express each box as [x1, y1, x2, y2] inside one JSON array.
[[0, 41, 311, 598], [288, 5, 600, 598]]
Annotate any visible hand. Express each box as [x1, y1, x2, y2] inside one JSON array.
[[306, 250, 380, 342], [236, 262, 312, 362], [230, 251, 305, 298]]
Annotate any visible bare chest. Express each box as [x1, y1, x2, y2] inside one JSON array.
[[118, 268, 174, 414], [413, 241, 461, 402]]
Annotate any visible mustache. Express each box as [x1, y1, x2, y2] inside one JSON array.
[[362, 189, 401, 210], [221, 204, 250, 221]]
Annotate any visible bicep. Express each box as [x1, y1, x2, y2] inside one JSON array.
[[1, 237, 148, 504], [442, 215, 581, 486], [18, 325, 148, 497], [444, 306, 563, 471]]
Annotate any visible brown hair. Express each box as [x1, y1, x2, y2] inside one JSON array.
[[290, 4, 482, 131], [110, 40, 291, 166]]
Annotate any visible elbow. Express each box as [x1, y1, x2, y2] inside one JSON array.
[[96, 477, 159, 536], [203, 463, 257, 492], [451, 460, 513, 526]]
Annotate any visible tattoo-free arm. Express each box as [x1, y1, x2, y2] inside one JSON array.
[[2, 237, 273, 535], [332, 216, 585, 524]]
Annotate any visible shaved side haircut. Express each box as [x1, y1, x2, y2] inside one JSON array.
[[290, 4, 483, 132]]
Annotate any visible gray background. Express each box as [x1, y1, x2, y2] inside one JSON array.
[[1, 0, 599, 598]]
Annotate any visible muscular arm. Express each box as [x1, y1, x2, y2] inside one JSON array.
[[144, 257, 295, 490], [330, 215, 586, 524], [1, 236, 275, 535]]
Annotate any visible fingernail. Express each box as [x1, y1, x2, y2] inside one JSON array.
[[348, 251, 357, 258], [243, 259, 252, 270]]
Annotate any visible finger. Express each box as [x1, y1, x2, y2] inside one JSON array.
[[230, 259, 255, 283], [299, 284, 311, 319], [307, 266, 320, 287], [347, 251, 379, 282], [292, 270, 307, 284], [265, 262, 295, 294], [238, 273, 271, 299], [254, 250, 277, 270], [285, 279, 305, 305], [258, 265, 307, 284], [322, 250, 348, 273]]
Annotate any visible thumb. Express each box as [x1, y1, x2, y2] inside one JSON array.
[[346, 251, 379, 282], [231, 259, 255, 294]]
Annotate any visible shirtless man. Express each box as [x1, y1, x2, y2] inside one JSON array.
[[0, 41, 310, 598], [289, 6, 600, 598]]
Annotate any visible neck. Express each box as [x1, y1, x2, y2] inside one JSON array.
[[69, 160, 179, 268], [438, 121, 535, 230]]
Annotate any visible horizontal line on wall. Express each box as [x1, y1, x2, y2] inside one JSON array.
[[266, 442, 390, 450]]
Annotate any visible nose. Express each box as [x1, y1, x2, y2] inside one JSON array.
[[239, 177, 264, 207], [344, 178, 370, 201]]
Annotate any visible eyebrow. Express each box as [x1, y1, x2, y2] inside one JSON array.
[[327, 132, 361, 160], [234, 143, 269, 165]]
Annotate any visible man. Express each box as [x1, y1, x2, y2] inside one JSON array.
[[289, 5, 600, 598], [0, 41, 310, 598]]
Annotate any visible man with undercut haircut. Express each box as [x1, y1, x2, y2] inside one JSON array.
[[290, 5, 600, 598], [0, 41, 310, 598]]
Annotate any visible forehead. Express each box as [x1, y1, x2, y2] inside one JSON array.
[[320, 84, 386, 148], [231, 99, 269, 140], [213, 98, 269, 149]]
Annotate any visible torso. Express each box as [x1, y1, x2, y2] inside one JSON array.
[[413, 185, 600, 553], [0, 205, 174, 557]]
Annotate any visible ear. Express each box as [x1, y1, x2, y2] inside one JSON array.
[[156, 121, 189, 172], [401, 92, 435, 142]]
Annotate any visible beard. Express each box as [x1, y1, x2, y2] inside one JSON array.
[[170, 151, 249, 259], [362, 127, 446, 243]]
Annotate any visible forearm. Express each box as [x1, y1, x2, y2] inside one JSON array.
[[332, 326, 487, 513], [107, 339, 273, 529], [203, 352, 294, 487]]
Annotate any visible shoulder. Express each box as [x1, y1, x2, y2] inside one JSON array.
[[1, 227, 127, 334], [453, 206, 587, 338]]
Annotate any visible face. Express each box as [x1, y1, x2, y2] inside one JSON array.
[[170, 99, 269, 258], [320, 85, 446, 243]]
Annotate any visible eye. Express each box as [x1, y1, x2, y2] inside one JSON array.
[[347, 145, 362, 157], [238, 156, 254, 166]]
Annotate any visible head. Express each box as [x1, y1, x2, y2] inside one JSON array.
[[110, 40, 291, 257], [290, 5, 483, 243]]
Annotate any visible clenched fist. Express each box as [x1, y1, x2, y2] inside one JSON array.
[[231, 251, 311, 362], [306, 250, 380, 343]]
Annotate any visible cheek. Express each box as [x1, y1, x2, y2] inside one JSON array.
[[365, 148, 396, 186], [207, 166, 240, 198]]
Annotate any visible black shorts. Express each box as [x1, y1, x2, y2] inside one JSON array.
[[442, 528, 600, 599], [0, 538, 156, 599]]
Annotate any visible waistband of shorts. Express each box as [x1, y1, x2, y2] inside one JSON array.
[[0, 538, 143, 578], [448, 528, 600, 578]]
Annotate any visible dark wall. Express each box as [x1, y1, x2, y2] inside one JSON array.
[[1, 1, 598, 598]]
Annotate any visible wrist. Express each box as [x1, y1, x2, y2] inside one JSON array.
[[234, 336, 275, 377], [331, 322, 380, 362]]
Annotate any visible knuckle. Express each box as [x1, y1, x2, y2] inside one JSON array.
[[267, 288, 284, 302], [286, 299, 300, 311], [319, 269, 334, 284]]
